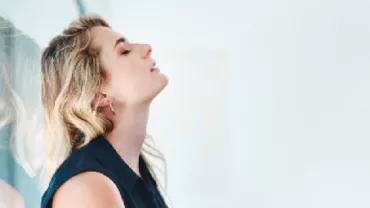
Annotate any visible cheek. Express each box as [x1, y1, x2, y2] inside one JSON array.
[[114, 62, 147, 85], [108, 62, 149, 102]]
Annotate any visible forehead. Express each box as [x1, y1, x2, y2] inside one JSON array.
[[89, 26, 122, 53]]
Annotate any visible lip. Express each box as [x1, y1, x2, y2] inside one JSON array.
[[150, 67, 159, 72], [150, 60, 158, 72]]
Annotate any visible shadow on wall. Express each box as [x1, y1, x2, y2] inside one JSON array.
[[0, 16, 44, 208]]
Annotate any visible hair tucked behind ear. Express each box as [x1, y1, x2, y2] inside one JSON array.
[[41, 13, 167, 192]]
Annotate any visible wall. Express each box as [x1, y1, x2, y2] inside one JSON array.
[[1, 0, 370, 207]]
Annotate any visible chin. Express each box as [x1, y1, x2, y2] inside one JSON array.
[[160, 74, 169, 88], [147, 75, 168, 103], [155, 77, 168, 95]]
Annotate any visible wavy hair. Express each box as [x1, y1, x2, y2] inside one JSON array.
[[40, 13, 167, 191], [0, 16, 43, 176]]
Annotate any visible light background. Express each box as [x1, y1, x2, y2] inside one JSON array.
[[1, 0, 370, 207]]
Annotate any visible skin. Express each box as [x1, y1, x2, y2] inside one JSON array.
[[0, 179, 25, 208], [52, 26, 168, 208]]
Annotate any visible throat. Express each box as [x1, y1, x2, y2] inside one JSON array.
[[104, 105, 149, 177]]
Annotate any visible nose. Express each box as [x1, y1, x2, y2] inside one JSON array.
[[142, 44, 152, 58]]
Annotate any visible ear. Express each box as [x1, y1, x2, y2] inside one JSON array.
[[91, 93, 111, 109]]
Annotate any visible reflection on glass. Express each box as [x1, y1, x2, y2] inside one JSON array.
[[0, 16, 42, 208]]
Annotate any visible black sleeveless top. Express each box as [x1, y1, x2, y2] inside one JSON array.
[[41, 135, 167, 208]]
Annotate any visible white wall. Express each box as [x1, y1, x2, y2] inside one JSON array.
[[1, 0, 370, 207]]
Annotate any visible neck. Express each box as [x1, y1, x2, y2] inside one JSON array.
[[104, 104, 149, 177]]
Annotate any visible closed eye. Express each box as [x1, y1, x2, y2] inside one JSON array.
[[121, 50, 131, 55]]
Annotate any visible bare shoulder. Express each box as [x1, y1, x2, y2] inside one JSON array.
[[0, 179, 24, 208], [52, 171, 125, 208]]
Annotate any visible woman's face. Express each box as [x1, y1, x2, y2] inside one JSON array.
[[90, 26, 168, 108]]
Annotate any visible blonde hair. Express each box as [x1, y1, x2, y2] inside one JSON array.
[[0, 16, 43, 175], [41, 13, 167, 190]]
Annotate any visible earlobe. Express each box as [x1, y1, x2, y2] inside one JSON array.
[[99, 98, 111, 108], [91, 93, 111, 108]]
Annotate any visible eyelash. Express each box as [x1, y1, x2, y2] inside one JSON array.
[[121, 50, 131, 55]]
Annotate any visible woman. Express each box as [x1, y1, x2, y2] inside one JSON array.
[[40, 13, 169, 208]]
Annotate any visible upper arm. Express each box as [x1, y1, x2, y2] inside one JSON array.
[[52, 172, 125, 208], [0, 179, 24, 208]]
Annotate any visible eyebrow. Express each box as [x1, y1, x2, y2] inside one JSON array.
[[114, 37, 126, 49]]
